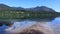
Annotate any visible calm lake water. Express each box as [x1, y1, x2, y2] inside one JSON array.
[[0, 17, 60, 34]]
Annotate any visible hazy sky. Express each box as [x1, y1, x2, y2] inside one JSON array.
[[0, 0, 60, 12]]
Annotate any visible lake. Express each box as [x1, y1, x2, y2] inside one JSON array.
[[0, 17, 60, 34]]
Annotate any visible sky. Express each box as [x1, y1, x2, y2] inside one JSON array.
[[0, 0, 60, 12]]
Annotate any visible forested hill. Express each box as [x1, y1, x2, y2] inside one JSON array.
[[0, 4, 57, 12], [0, 4, 58, 12], [0, 4, 60, 19], [0, 4, 24, 11]]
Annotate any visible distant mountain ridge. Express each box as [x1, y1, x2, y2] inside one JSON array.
[[25, 6, 55, 12], [0, 4, 11, 10], [0, 4, 56, 12], [0, 4, 24, 11], [0, 4, 60, 19]]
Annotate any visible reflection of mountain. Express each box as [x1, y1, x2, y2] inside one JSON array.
[[27, 17, 56, 22], [0, 17, 55, 26], [2, 17, 57, 34]]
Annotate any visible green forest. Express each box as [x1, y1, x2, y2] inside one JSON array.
[[0, 10, 60, 19], [0, 4, 60, 19]]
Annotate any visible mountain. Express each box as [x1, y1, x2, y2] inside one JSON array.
[[0, 4, 24, 11], [0, 4, 11, 10], [0, 4, 57, 13], [0, 4, 10, 8], [0, 4, 60, 19], [11, 7, 24, 11], [26, 6, 56, 12]]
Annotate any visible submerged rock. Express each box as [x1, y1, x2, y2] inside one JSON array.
[[0, 23, 3, 26], [0, 21, 13, 26], [5, 22, 13, 27], [19, 22, 54, 34], [20, 29, 44, 34]]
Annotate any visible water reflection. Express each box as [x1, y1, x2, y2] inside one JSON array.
[[48, 17, 60, 34], [0, 17, 60, 34]]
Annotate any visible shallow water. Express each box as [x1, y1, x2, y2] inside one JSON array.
[[0, 17, 60, 34]]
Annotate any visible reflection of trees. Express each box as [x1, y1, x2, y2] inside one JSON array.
[[27, 17, 56, 22], [0, 17, 56, 26]]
